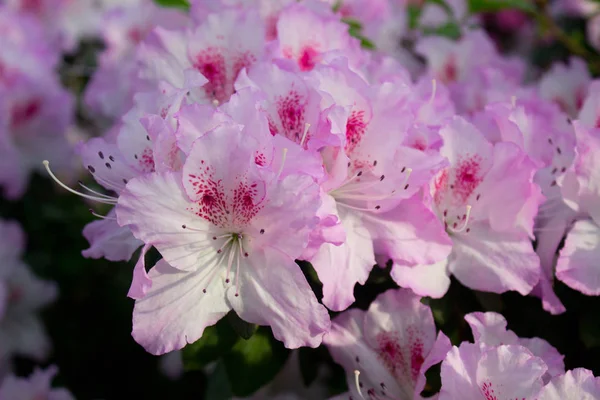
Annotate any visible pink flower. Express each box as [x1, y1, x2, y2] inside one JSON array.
[[474, 97, 575, 313], [439, 344, 547, 400], [578, 80, 600, 128], [0, 8, 75, 199], [116, 123, 330, 353], [402, 116, 542, 298], [536, 369, 600, 399], [324, 288, 451, 400], [272, 2, 364, 72], [464, 312, 565, 382], [0, 365, 74, 400], [552, 122, 600, 295], [84, 2, 188, 119], [0, 220, 57, 363], [306, 62, 451, 310], [538, 57, 591, 118]]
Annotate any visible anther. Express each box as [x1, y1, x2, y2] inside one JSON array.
[[375, 205, 381, 210], [260, 229, 265, 234], [379, 175, 385, 181], [212, 99, 219, 107], [357, 171, 363, 177]]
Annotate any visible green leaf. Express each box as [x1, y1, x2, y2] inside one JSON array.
[[467, 0, 536, 13], [223, 327, 290, 397], [181, 317, 238, 371], [422, 21, 462, 39], [154, 0, 190, 10], [227, 311, 259, 340], [205, 361, 233, 400]]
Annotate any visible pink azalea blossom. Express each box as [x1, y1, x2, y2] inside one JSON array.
[[439, 343, 547, 400], [552, 122, 600, 295], [0, 6, 75, 199], [306, 62, 451, 310], [536, 368, 600, 400], [272, 2, 364, 72], [0, 220, 57, 363], [473, 96, 575, 313], [464, 312, 565, 381], [84, 1, 188, 120], [0, 365, 74, 400], [324, 288, 451, 400], [578, 81, 600, 128], [538, 57, 591, 118], [400, 116, 542, 298], [116, 122, 330, 354]]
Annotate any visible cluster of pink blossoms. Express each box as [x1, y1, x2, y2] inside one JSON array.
[[2, 0, 600, 397]]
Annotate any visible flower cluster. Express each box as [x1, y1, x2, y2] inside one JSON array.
[[3, 0, 600, 397]]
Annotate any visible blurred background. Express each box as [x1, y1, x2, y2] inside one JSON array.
[[2, 0, 600, 399]]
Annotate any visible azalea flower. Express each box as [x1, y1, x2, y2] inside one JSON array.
[[306, 61, 451, 311], [324, 288, 451, 400], [0, 365, 74, 400], [398, 116, 542, 298], [0, 220, 57, 364], [116, 121, 330, 354]]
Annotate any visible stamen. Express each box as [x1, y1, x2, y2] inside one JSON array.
[[88, 209, 117, 220], [181, 224, 212, 234], [212, 99, 219, 107], [428, 79, 437, 105], [43, 161, 117, 205], [510, 95, 517, 108], [78, 181, 115, 199], [300, 123, 310, 147], [234, 240, 244, 297], [354, 370, 365, 400], [224, 237, 236, 283], [449, 205, 472, 233], [275, 148, 288, 180]]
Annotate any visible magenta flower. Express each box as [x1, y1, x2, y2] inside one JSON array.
[[116, 123, 330, 354], [324, 288, 451, 400]]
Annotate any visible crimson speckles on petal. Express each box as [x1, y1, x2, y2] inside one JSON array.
[[451, 155, 485, 204], [276, 89, 307, 143], [194, 47, 228, 103], [345, 110, 367, 154]]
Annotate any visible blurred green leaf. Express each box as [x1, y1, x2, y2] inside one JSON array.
[[579, 311, 600, 349], [205, 361, 234, 400], [154, 0, 190, 10], [467, 0, 536, 13], [227, 311, 259, 340], [181, 317, 238, 371], [422, 21, 462, 39], [223, 327, 290, 397]]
